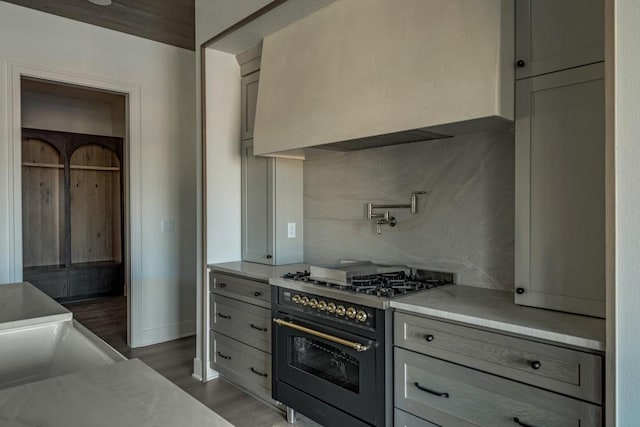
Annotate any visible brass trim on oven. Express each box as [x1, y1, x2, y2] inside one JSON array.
[[273, 318, 371, 352]]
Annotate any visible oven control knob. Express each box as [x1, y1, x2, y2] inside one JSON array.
[[356, 310, 368, 322], [301, 296, 310, 306], [336, 305, 346, 316], [309, 298, 318, 308], [346, 307, 357, 319], [326, 302, 336, 314], [292, 295, 301, 304], [317, 300, 327, 311]]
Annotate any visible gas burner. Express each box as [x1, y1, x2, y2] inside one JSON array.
[[282, 268, 453, 298]]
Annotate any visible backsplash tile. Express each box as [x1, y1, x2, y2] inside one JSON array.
[[303, 128, 515, 290]]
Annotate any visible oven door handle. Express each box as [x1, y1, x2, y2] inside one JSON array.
[[273, 318, 371, 352]]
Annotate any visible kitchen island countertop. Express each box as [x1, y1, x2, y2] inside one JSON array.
[[208, 261, 308, 282], [0, 358, 233, 427], [0, 282, 71, 331], [391, 285, 605, 351]]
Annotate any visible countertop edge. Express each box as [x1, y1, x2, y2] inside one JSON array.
[[390, 301, 605, 352], [0, 312, 73, 332]]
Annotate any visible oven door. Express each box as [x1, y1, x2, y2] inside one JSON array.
[[273, 315, 377, 425]]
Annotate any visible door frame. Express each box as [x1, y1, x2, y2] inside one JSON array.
[[7, 62, 142, 347]]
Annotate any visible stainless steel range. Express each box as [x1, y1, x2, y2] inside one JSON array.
[[271, 262, 454, 427]]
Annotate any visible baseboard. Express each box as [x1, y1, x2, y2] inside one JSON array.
[[132, 320, 195, 348], [192, 357, 203, 381], [192, 357, 219, 381]]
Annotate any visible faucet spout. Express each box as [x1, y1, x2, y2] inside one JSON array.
[[376, 216, 396, 234]]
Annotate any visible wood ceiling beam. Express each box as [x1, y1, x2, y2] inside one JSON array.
[[2, 0, 195, 51]]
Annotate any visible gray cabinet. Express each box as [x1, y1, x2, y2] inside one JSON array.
[[241, 142, 303, 265], [395, 348, 602, 427], [515, 63, 605, 317], [515, 0, 604, 79], [238, 46, 304, 266], [241, 71, 260, 141], [393, 311, 604, 426], [209, 270, 272, 403], [395, 312, 602, 404]]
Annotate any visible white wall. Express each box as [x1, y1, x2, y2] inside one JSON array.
[[205, 50, 242, 264], [193, 0, 272, 380], [0, 2, 197, 347], [615, 0, 640, 423]]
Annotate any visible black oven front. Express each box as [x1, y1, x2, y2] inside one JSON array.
[[272, 287, 390, 427]]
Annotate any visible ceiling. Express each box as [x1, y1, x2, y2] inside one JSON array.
[[2, 0, 195, 50], [205, 0, 338, 54]]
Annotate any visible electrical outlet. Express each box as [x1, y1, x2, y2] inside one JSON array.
[[287, 222, 296, 238], [161, 220, 175, 233]]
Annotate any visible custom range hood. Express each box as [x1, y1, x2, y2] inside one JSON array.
[[253, 0, 514, 156]]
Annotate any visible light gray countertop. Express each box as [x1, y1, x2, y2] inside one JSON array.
[[208, 261, 308, 282], [391, 285, 605, 351], [0, 359, 233, 427], [207, 263, 605, 351], [0, 282, 71, 331]]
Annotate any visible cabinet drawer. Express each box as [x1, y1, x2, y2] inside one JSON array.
[[210, 294, 271, 353], [211, 331, 271, 396], [394, 312, 602, 404], [395, 408, 439, 427], [210, 271, 271, 308], [395, 348, 602, 427]]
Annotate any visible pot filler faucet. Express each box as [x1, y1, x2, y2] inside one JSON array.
[[367, 191, 426, 234]]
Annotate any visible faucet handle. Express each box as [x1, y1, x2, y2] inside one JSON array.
[[410, 191, 427, 214]]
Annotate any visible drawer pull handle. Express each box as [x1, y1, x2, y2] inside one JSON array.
[[250, 323, 267, 332], [216, 351, 231, 360], [217, 313, 231, 319], [219, 283, 226, 288], [250, 367, 268, 377], [414, 382, 449, 398], [513, 417, 536, 427], [425, 334, 434, 342], [530, 360, 541, 370], [254, 291, 262, 297]]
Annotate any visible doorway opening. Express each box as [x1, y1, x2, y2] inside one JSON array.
[[19, 77, 129, 351]]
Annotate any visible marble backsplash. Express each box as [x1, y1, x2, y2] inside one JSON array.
[[303, 127, 515, 290]]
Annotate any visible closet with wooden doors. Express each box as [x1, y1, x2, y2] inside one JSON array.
[[22, 128, 124, 300]]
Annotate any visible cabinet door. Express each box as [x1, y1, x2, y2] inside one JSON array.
[[241, 142, 274, 265], [515, 63, 605, 317], [516, 0, 603, 79], [241, 71, 260, 140]]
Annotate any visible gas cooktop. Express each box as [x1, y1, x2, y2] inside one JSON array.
[[281, 264, 454, 299]]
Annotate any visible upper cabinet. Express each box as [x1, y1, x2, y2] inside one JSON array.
[[514, 1, 605, 318], [238, 44, 262, 141], [515, 64, 605, 317], [236, 46, 304, 266], [253, 0, 514, 156], [241, 142, 304, 266], [515, 0, 604, 79], [241, 71, 260, 141]]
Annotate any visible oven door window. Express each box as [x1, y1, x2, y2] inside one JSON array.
[[291, 336, 359, 393]]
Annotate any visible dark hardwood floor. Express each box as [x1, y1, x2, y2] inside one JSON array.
[[64, 296, 317, 426]]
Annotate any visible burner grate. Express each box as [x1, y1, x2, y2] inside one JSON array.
[[282, 269, 452, 298]]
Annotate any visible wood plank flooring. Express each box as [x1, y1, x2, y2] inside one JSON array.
[[64, 296, 319, 427]]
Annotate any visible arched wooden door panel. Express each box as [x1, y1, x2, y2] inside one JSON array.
[[21, 128, 124, 300]]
